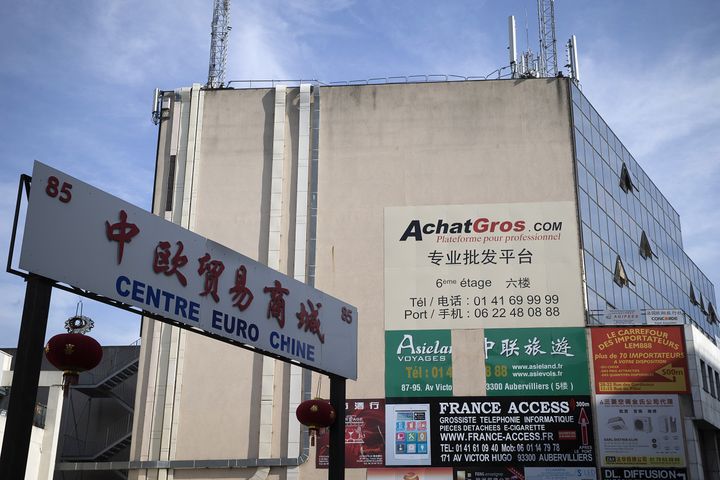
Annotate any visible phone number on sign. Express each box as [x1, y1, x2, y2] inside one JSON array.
[[473, 295, 559, 306], [468, 306, 560, 319]]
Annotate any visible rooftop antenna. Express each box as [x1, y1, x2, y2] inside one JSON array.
[[537, 0, 558, 77], [151, 88, 161, 125], [508, 16, 518, 78], [207, 0, 231, 89], [519, 8, 539, 78], [566, 35, 581, 86]]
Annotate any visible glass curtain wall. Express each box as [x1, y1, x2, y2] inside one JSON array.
[[569, 82, 718, 339]]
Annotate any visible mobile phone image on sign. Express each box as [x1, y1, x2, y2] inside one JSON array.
[[385, 403, 432, 466]]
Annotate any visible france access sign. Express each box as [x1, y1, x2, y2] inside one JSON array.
[[19, 161, 358, 379]]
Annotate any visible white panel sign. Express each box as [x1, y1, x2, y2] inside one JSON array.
[[20, 162, 358, 379], [384, 202, 584, 330], [602, 310, 642, 325], [645, 310, 684, 326], [524, 467, 596, 480], [595, 394, 685, 467]]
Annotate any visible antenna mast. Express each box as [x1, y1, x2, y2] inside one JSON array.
[[207, 0, 231, 88], [537, 0, 558, 77]]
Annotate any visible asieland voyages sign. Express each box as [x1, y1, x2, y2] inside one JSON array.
[[19, 162, 358, 379], [385, 330, 453, 397], [484, 327, 590, 396]]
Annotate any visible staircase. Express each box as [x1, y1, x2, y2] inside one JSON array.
[[57, 345, 140, 478], [74, 359, 139, 411]]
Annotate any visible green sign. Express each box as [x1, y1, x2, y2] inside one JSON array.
[[385, 330, 452, 397], [484, 327, 589, 396]]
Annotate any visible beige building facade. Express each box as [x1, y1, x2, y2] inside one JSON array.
[[126, 78, 719, 479]]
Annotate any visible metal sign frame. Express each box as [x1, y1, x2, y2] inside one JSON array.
[[2, 168, 350, 479], [7, 171, 356, 380]]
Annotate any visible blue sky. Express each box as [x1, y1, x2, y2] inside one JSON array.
[[1, 0, 718, 347]]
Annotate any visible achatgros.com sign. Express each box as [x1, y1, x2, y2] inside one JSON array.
[[384, 202, 585, 331]]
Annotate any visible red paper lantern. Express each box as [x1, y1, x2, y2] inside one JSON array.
[[45, 332, 102, 395], [296, 398, 336, 445]]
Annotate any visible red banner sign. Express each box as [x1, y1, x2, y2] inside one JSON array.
[[591, 326, 689, 394], [317, 399, 386, 468]]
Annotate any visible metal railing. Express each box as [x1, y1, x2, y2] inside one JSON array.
[[224, 67, 517, 90], [61, 411, 133, 460], [79, 345, 139, 386]]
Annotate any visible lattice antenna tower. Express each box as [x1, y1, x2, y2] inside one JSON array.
[[207, 0, 231, 88], [537, 0, 558, 77]]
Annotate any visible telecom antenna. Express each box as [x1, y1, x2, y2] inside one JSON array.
[[207, 0, 231, 88], [508, 16, 518, 78], [537, 0, 558, 77], [566, 35, 581, 85]]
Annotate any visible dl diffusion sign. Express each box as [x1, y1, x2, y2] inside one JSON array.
[[19, 162, 358, 379]]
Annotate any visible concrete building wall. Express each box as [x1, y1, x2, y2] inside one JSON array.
[[314, 79, 579, 401], [0, 351, 64, 480], [684, 325, 720, 479], [131, 78, 583, 479], [0, 415, 44, 480]]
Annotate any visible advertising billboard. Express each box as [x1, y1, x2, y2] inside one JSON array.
[[317, 399, 385, 468], [591, 327, 688, 394], [384, 202, 584, 331], [386, 330, 453, 397], [601, 310, 642, 325], [645, 310, 684, 326], [385, 396, 594, 468], [484, 327, 589, 395], [456, 466, 596, 480], [596, 395, 685, 467], [601, 468, 687, 480], [367, 468, 453, 480], [19, 162, 358, 378]]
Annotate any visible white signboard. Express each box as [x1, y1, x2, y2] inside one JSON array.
[[384, 202, 584, 330], [595, 394, 685, 467], [602, 310, 642, 325], [645, 310, 684, 326], [525, 467, 596, 480], [20, 162, 358, 379]]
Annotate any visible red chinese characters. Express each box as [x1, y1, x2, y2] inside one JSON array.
[[297, 300, 325, 343], [153, 241, 188, 286], [229, 265, 254, 311], [198, 253, 225, 302], [264, 280, 289, 328], [105, 210, 140, 264]]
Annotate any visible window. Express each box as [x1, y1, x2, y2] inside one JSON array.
[[709, 364, 717, 398], [619, 163, 636, 193], [701, 360, 709, 392], [614, 255, 633, 288], [690, 283, 698, 305], [639, 231, 655, 259], [165, 155, 177, 212], [716, 371, 720, 399], [708, 303, 718, 324]]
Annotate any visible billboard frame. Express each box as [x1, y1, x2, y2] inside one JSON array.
[[2, 169, 351, 479]]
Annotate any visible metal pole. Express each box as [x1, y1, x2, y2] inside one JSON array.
[[328, 374, 346, 480], [0, 275, 53, 479]]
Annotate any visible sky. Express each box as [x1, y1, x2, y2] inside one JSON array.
[[0, 0, 718, 348]]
